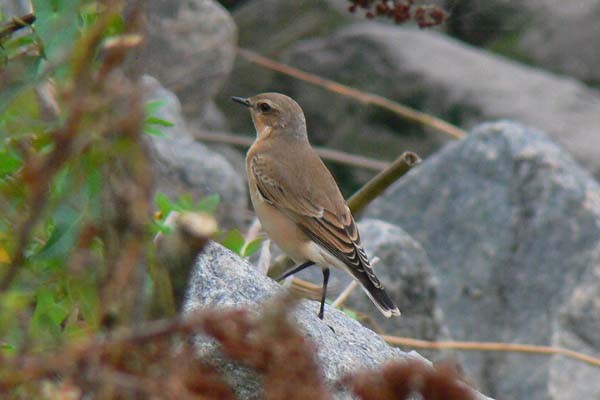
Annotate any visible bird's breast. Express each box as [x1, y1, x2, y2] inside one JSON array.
[[250, 191, 310, 263]]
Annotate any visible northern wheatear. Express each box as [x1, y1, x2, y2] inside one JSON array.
[[232, 93, 400, 319]]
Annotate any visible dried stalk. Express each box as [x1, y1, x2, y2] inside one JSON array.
[[382, 335, 600, 369], [348, 151, 421, 215], [0, 13, 35, 41], [237, 48, 466, 140]]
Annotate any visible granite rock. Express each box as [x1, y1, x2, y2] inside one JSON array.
[[184, 241, 493, 399], [366, 120, 600, 399], [142, 76, 246, 227]]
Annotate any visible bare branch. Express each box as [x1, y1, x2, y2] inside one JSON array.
[[237, 48, 466, 140], [382, 336, 600, 369], [347, 151, 421, 215], [0, 13, 35, 41]]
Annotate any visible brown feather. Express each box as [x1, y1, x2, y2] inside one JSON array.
[[249, 145, 382, 289]]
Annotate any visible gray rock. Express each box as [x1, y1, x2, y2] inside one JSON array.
[[141, 0, 237, 118], [518, 0, 600, 84], [355, 219, 450, 356], [0, 0, 30, 16], [366, 121, 600, 399], [184, 241, 493, 399], [440, 0, 600, 84], [142, 76, 247, 227], [233, 0, 350, 54], [142, 76, 191, 140], [549, 265, 600, 399], [282, 23, 600, 178]]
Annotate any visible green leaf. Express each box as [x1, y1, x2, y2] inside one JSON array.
[[155, 192, 174, 215], [0, 149, 22, 176], [67, 276, 99, 329], [152, 221, 173, 235], [197, 194, 220, 214], [34, 205, 82, 263], [146, 116, 174, 127], [144, 100, 166, 115], [242, 237, 262, 257], [0, 342, 14, 351], [1, 87, 41, 136], [221, 229, 245, 255], [175, 194, 194, 211], [143, 125, 168, 138], [32, 0, 80, 63], [31, 287, 70, 339]]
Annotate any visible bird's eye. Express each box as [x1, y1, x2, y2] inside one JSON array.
[[258, 102, 272, 113]]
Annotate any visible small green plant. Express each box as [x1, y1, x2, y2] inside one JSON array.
[[153, 192, 262, 257], [143, 100, 174, 137]]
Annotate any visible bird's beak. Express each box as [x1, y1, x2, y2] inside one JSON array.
[[231, 96, 251, 107]]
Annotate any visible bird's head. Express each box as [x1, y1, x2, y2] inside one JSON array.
[[232, 92, 307, 140]]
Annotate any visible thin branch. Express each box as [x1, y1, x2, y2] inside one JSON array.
[[237, 47, 466, 140], [382, 335, 600, 369], [0, 13, 35, 41], [347, 151, 421, 215], [194, 130, 389, 171]]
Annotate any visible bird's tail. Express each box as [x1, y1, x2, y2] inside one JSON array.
[[350, 270, 401, 318]]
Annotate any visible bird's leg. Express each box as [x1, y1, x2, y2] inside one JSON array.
[[275, 261, 315, 282], [318, 267, 330, 320]]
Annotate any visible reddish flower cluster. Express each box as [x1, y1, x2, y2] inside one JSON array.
[[347, 0, 448, 27]]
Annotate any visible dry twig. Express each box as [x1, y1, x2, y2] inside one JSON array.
[[0, 13, 35, 41], [382, 335, 600, 369], [237, 48, 465, 140]]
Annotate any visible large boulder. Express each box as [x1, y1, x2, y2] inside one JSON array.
[[141, 0, 237, 123], [184, 241, 493, 400], [281, 23, 600, 178], [440, 0, 600, 84], [142, 76, 247, 227], [549, 270, 600, 399], [366, 121, 600, 399]]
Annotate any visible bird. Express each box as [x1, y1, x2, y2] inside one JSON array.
[[232, 92, 400, 319]]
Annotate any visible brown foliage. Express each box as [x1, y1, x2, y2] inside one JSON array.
[[345, 360, 477, 400], [202, 294, 331, 400]]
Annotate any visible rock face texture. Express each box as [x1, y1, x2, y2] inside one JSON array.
[[441, 0, 600, 84], [142, 76, 246, 227], [141, 0, 237, 119], [280, 23, 600, 178], [184, 241, 493, 400], [366, 121, 600, 399]]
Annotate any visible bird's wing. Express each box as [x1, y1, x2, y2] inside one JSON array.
[[250, 153, 383, 288]]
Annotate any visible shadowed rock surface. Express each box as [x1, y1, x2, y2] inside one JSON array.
[[141, 0, 237, 119], [366, 121, 600, 399], [142, 76, 246, 227]]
